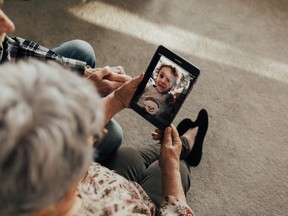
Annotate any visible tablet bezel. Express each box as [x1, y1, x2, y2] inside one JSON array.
[[130, 45, 200, 130]]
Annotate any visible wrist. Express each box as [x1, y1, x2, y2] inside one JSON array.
[[104, 93, 124, 114], [161, 165, 180, 177], [161, 168, 186, 201], [110, 91, 125, 111], [101, 91, 125, 125]]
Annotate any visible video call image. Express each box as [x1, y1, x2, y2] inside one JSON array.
[[137, 55, 195, 123]]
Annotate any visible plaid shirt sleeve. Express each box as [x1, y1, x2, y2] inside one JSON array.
[[9, 36, 87, 75]]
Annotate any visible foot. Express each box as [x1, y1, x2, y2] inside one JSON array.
[[177, 109, 209, 167], [183, 127, 199, 152]]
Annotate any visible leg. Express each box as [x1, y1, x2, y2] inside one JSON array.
[[94, 118, 123, 162], [51, 39, 96, 70], [100, 146, 146, 182], [101, 135, 190, 179], [101, 136, 191, 203], [101, 125, 197, 207], [102, 144, 191, 208], [138, 136, 191, 207], [140, 160, 191, 208], [100, 143, 161, 182]]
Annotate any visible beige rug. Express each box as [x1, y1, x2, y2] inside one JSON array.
[[4, 0, 288, 215]]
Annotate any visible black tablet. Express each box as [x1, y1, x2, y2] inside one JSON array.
[[130, 45, 200, 130]]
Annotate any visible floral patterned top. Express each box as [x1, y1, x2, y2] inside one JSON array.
[[74, 163, 195, 216]]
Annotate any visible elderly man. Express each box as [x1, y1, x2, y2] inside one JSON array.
[[0, 3, 132, 161]]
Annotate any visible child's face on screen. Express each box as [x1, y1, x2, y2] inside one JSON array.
[[155, 66, 176, 93]]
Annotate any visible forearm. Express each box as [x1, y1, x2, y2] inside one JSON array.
[[100, 73, 143, 125], [161, 167, 186, 202], [14, 36, 87, 75], [53, 56, 87, 75], [101, 92, 124, 125]]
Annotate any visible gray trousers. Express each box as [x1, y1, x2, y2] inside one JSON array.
[[100, 137, 192, 208]]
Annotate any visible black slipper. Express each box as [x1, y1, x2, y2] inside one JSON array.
[[177, 118, 196, 137], [176, 109, 209, 167]]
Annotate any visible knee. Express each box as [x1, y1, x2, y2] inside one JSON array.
[[69, 39, 96, 67], [70, 40, 93, 52], [180, 161, 191, 193], [104, 119, 123, 149], [94, 119, 123, 162]]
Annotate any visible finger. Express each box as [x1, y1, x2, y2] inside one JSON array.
[[84, 68, 107, 80], [151, 131, 162, 140], [105, 72, 132, 82], [128, 73, 144, 89], [84, 69, 95, 77], [170, 124, 181, 145], [154, 128, 163, 134], [111, 66, 126, 75], [98, 80, 124, 94], [100, 66, 111, 79], [152, 128, 164, 137], [151, 131, 159, 136], [86, 72, 101, 81], [162, 126, 172, 147], [108, 81, 125, 91], [83, 68, 93, 78]]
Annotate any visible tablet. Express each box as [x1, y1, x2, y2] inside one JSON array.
[[130, 45, 200, 130]]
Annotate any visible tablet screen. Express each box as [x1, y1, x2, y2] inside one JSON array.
[[130, 45, 200, 130]]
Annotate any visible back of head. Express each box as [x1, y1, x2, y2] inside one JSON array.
[[0, 60, 103, 215]]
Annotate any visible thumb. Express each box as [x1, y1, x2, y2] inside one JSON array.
[[171, 125, 180, 142], [170, 124, 182, 148], [162, 126, 172, 146], [99, 66, 111, 79], [129, 72, 144, 89]]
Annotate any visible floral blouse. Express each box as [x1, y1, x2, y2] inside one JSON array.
[[74, 163, 195, 216]]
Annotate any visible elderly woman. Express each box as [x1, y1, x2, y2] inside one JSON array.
[[0, 60, 208, 215]]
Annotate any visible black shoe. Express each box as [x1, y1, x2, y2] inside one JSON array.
[[176, 109, 209, 167]]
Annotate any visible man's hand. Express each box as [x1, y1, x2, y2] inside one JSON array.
[[84, 66, 132, 97]]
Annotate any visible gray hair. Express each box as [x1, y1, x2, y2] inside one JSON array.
[[0, 60, 104, 215]]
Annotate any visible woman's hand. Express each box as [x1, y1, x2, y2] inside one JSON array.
[[84, 66, 132, 97], [158, 125, 186, 201], [151, 128, 164, 142], [159, 125, 182, 173], [113, 73, 144, 109], [101, 73, 144, 126]]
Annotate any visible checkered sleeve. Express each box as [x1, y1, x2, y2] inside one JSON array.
[[12, 37, 87, 75]]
